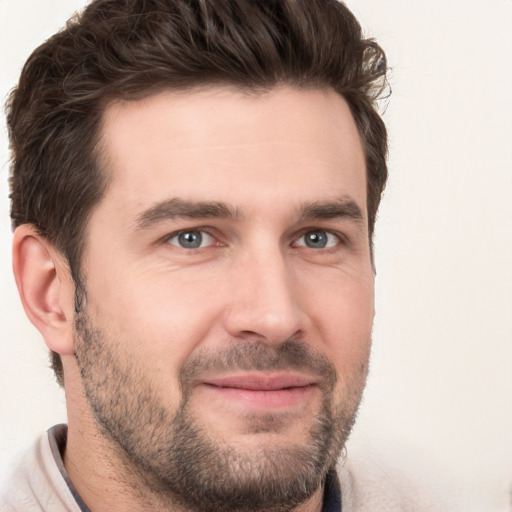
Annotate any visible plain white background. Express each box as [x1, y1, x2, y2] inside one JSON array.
[[0, 1, 511, 510]]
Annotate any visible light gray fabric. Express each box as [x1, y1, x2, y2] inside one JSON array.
[[0, 427, 84, 512], [337, 457, 439, 512]]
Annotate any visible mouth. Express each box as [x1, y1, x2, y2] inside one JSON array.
[[199, 373, 319, 409]]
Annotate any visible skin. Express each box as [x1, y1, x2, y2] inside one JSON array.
[[13, 86, 374, 512]]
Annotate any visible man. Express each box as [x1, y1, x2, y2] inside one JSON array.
[[0, 0, 421, 510]]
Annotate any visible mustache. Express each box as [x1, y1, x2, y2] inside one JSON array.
[[178, 340, 337, 393]]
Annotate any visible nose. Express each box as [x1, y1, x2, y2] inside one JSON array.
[[222, 248, 307, 345]]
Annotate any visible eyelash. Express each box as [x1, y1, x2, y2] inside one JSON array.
[[165, 228, 220, 249], [164, 227, 346, 252], [292, 229, 343, 250]]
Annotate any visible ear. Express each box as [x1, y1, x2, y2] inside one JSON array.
[[12, 225, 76, 356]]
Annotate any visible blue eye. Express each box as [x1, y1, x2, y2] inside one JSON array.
[[167, 230, 215, 249], [296, 230, 339, 249]]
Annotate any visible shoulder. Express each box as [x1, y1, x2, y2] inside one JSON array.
[[0, 426, 83, 512], [338, 456, 453, 512]]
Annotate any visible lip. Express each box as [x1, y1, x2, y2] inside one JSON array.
[[202, 373, 318, 390], [199, 373, 319, 408]]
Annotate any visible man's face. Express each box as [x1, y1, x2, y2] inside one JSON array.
[[74, 86, 374, 511]]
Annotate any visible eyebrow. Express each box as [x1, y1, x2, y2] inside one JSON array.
[[134, 198, 240, 230], [299, 198, 364, 224], [134, 196, 364, 231]]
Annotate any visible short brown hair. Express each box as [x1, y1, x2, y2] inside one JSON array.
[[7, 0, 389, 386]]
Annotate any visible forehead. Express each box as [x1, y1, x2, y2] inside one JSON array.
[[97, 86, 366, 217]]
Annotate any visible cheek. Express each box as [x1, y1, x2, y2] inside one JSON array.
[[307, 270, 374, 376], [85, 268, 226, 392], [322, 279, 373, 409]]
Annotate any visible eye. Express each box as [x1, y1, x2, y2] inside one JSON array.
[[166, 230, 216, 249], [295, 230, 340, 249]]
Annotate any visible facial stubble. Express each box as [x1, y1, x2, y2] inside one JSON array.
[[74, 308, 368, 512]]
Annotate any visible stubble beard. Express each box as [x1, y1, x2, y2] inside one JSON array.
[[74, 308, 368, 512]]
